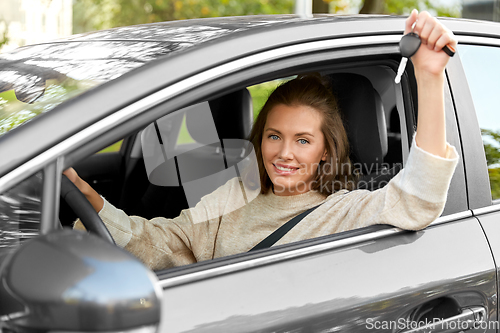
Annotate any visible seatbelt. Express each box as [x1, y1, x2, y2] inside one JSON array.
[[249, 204, 322, 252]]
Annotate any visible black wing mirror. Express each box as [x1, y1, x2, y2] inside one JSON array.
[[0, 229, 161, 333]]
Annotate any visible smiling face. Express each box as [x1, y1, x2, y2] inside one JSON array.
[[261, 104, 327, 196]]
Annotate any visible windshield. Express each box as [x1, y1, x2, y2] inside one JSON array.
[[0, 40, 173, 137]]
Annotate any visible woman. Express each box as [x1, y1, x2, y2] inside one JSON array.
[[66, 10, 458, 270]]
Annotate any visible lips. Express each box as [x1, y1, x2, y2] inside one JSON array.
[[273, 163, 299, 175]]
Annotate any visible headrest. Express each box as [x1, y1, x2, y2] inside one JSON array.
[[328, 73, 388, 172], [186, 89, 253, 143]]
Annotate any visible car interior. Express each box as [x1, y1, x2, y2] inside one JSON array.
[[59, 63, 408, 262]]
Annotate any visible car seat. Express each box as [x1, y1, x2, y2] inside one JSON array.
[[328, 73, 401, 191], [133, 89, 254, 219]]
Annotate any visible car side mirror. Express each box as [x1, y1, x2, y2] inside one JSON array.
[[0, 229, 161, 333]]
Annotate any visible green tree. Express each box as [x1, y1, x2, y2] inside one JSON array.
[[482, 129, 500, 166], [360, 0, 460, 17], [481, 128, 500, 199], [0, 19, 9, 49], [74, 0, 295, 32], [74, 0, 460, 33]]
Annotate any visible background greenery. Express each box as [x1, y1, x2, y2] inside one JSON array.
[[73, 0, 461, 33], [481, 129, 500, 200]]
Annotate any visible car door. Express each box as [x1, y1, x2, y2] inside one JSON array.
[[72, 31, 490, 332], [148, 44, 496, 332]]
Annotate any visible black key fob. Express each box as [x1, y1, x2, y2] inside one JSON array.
[[399, 32, 421, 58]]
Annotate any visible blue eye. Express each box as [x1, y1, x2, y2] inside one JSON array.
[[269, 134, 279, 140], [298, 139, 309, 145]]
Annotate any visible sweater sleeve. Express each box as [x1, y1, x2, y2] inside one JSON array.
[[339, 135, 459, 231], [73, 177, 246, 270]]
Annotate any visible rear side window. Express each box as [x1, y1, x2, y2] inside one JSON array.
[[0, 172, 43, 264], [458, 45, 500, 201]]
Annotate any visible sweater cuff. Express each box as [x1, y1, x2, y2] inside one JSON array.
[[98, 198, 133, 248], [398, 135, 459, 203]]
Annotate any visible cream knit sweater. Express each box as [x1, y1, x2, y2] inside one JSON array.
[[75, 138, 458, 271]]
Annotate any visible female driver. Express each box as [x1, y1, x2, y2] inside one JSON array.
[[66, 10, 459, 270]]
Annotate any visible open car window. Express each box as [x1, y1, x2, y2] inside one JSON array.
[[77, 66, 408, 272]]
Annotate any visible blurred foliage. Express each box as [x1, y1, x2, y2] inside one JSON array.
[[248, 77, 292, 121], [489, 167, 500, 201], [359, 0, 460, 17], [0, 19, 9, 49], [482, 129, 500, 166], [0, 80, 88, 136], [74, 0, 460, 34], [386, 0, 460, 17], [98, 140, 124, 153], [74, 0, 295, 33], [481, 128, 500, 200]]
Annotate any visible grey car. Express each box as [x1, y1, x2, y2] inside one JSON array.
[[1, 14, 500, 333]]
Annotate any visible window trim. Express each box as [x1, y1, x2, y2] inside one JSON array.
[[456, 35, 500, 47]]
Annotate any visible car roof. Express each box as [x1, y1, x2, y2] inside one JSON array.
[[0, 14, 499, 179]]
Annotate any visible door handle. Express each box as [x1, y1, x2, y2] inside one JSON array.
[[401, 306, 486, 333]]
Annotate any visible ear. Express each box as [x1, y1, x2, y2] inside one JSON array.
[[321, 150, 327, 161]]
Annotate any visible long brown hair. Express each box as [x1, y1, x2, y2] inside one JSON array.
[[249, 74, 356, 195]]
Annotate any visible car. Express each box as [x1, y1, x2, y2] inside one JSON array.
[[1, 13, 500, 333]]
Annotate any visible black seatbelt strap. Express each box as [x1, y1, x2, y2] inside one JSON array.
[[249, 204, 322, 252]]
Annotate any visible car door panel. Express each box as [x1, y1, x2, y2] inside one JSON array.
[[159, 216, 496, 332]]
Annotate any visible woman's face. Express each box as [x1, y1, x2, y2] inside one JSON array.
[[262, 104, 327, 196]]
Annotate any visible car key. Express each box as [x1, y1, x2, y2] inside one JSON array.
[[395, 32, 456, 84], [395, 32, 421, 84]]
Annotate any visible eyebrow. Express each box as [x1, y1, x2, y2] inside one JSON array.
[[265, 128, 315, 137]]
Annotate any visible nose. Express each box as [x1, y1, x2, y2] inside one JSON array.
[[278, 141, 294, 161]]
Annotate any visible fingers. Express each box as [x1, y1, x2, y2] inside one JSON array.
[[404, 9, 418, 34], [425, 21, 443, 50], [413, 11, 430, 38], [434, 33, 456, 52], [409, 10, 456, 54], [434, 32, 456, 52]]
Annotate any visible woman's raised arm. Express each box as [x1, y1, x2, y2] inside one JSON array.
[[407, 10, 457, 158]]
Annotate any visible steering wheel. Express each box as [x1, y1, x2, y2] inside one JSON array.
[[60, 174, 115, 244]]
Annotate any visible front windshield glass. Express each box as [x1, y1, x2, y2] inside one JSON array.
[[0, 40, 173, 137]]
